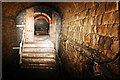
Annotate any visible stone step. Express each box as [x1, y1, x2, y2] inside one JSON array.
[[22, 58, 56, 64], [23, 43, 54, 48], [21, 63, 56, 69], [34, 35, 50, 40], [23, 47, 55, 53], [22, 52, 56, 58], [34, 40, 52, 43], [25, 40, 53, 44], [21, 66, 55, 70]]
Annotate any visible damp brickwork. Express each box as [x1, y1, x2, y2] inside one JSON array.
[[2, 2, 37, 67], [2, 2, 119, 79], [59, 2, 119, 78]]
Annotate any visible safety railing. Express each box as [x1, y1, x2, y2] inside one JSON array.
[[61, 38, 119, 64], [19, 27, 25, 64], [60, 38, 119, 79]]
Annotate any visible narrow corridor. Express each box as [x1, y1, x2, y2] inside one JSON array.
[[2, 2, 119, 80]]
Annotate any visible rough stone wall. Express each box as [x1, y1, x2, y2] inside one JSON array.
[[2, 17, 18, 66], [59, 2, 119, 79], [2, 2, 119, 79], [2, 2, 37, 68], [50, 11, 61, 53]]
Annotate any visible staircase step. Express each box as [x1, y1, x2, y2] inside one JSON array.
[[21, 66, 55, 70], [23, 47, 55, 53], [21, 64, 55, 67], [23, 43, 54, 48], [25, 40, 52, 44], [20, 63, 56, 70], [22, 58, 56, 64], [22, 53, 56, 58]]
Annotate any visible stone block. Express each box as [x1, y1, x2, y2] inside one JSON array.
[[94, 2, 99, 6], [79, 19, 84, 26], [91, 6, 96, 16], [105, 50, 117, 59], [2, 3, 21, 17], [79, 10, 87, 19], [107, 24, 113, 37], [98, 36, 105, 50], [87, 25, 92, 34], [86, 8, 91, 16], [96, 2, 106, 15], [111, 51, 117, 59], [97, 15, 103, 25], [106, 52, 112, 59], [85, 2, 94, 9], [76, 28, 80, 41], [97, 25, 107, 36], [84, 34, 91, 43], [113, 11, 119, 23], [76, 2, 86, 12], [103, 50, 108, 55], [88, 16, 94, 25], [107, 24, 118, 37], [93, 16, 98, 25], [106, 2, 117, 12], [91, 25, 97, 33], [111, 41, 119, 53], [79, 35, 83, 44], [91, 34, 99, 49], [2, 18, 15, 28], [91, 34, 96, 48], [102, 12, 113, 25], [104, 37, 113, 50], [83, 18, 88, 25]]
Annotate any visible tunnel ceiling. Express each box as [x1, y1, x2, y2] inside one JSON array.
[[2, 2, 79, 19], [2, 2, 60, 18], [34, 5, 53, 18]]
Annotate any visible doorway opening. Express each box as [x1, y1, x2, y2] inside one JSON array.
[[34, 13, 51, 35]]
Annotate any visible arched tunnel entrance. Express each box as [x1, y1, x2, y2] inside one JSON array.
[[34, 12, 51, 35], [34, 16, 49, 35], [14, 5, 63, 80], [2, 2, 119, 80]]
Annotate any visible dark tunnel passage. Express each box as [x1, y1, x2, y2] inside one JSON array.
[[2, 2, 120, 80], [34, 13, 50, 35], [34, 18, 49, 35]]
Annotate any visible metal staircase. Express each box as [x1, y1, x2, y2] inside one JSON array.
[[19, 35, 57, 71]]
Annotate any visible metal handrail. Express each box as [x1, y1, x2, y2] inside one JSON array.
[[19, 27, 25, 64], [61, 38, 119, 64]]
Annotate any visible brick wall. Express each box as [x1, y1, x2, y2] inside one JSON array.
[[59, 2, 119, 79], [2, 2, 37, 68], [2, 17, 18, 66], [2, 2, 119, 79]]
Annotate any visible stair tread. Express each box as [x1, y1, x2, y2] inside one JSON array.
[[20, 66, 56, 69], [21, 62, 56, 64], [22, 53, 56, 58], [23, 42, 54, 47], [22, 52, 55, 53], [21, 64, 55, 67], [23, 47, 55, 53], [22, 58, 56, 64], [24, 41, 52, 43], [22, 57, 55, 59], [20, 35, 57, 69]]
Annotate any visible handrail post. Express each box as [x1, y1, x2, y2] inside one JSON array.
[[19, 27, 25, 64]]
